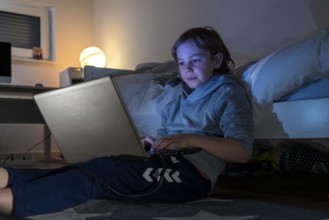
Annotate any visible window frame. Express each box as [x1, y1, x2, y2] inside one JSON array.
[[0, 0, 55, 61]]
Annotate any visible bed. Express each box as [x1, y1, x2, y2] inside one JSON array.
[[81, 27, 329, 144]]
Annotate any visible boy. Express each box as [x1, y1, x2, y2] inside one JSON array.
[[0, 26, 253, 217]]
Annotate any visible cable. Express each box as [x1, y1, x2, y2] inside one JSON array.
[[79, 153, 167, 198], [79, 148, 201, 198], [1, 133, 52, 167], [22, 133, 52, 159]]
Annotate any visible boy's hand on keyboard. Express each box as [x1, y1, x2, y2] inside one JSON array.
[[141, 137, 155, 151], [153, 134, 195, 152]]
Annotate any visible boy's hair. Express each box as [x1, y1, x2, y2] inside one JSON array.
[[172, 26, 235, 74]]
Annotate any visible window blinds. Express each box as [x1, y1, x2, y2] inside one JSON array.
[[0, 10, 40, 49]]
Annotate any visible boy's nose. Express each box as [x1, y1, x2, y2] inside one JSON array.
[[184, 62, 193, 72]]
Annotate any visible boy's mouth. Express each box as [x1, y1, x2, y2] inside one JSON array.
[[187, 76, 197, 81]]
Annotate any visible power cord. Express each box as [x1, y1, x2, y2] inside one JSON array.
[[79, 153, 167, 198], [79, 148, 201, 198], [1, 133, 52, 167]]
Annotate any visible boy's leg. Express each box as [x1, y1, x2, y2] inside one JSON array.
[[0, 166, 56, 215], [0, 188, 13, 215], [11, 156, 211, 217], [6, 166, 72, 186], [0, 168, 9, 189], [77, 155, 211, 203], [11, 164, 100, 217]]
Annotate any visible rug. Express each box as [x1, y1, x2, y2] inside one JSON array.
[[30, 197, 329, 220]]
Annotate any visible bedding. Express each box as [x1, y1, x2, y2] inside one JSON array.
[[279, 78, 329, 101], [253, 97, 329, 139], [237, 27, 329, 105]]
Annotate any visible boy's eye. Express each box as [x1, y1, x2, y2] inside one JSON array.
[[177, 57, 203, 66], [193, 58, 201, 63]]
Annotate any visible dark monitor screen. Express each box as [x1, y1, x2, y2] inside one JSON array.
[[0, 42, 12, 84]]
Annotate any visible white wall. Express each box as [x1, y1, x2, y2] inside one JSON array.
[[93, 0, 329, 69], [0, 0, 94, 154], [1, 0, 329, 155], [12, 0, 94, 87]]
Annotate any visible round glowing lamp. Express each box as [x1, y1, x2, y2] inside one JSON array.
[[79, 46, 107, 67]]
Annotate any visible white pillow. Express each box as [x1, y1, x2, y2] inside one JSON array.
[[240, 27, 329, 105], [114, 73, 181, 139]]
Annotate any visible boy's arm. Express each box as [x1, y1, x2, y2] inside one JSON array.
[[152, 134, 250, 163]]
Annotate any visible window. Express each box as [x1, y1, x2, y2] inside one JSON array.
[[0, 11, 41, 49], [0, 0, 55, 61]]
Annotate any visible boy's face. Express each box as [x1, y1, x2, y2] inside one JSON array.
[[176, 41, 223, 89]]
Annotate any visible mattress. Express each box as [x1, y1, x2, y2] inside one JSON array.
[[278, 78, 329, 102]]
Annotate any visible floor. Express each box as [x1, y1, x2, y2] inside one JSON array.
[[214, 172, 329, 212], [27, 172, 329, 220], [4, 155, 329, 219]]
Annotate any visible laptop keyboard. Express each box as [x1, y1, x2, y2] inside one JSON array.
[[149, 147, 201, 158]]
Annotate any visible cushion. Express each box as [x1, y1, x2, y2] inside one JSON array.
[[239, 27, 329, 105]]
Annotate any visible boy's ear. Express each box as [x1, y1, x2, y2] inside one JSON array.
[[213, 52, 223, 69]]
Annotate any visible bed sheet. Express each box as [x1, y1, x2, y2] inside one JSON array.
[[278, 78, 329, 102], [253, 97, 329, 139]]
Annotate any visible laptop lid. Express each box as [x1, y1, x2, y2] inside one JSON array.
[[34, 77, 147, 163]]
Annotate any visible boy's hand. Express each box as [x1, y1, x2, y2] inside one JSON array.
[[141, 137, 155, 151], [153, 134, 194, 151]]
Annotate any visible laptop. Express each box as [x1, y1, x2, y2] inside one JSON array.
[[34, 77, 147, 163]]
